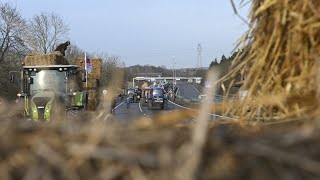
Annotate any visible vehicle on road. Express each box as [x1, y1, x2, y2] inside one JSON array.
[[127, 88, 142, 103], [9, 42, 102, 121], [147, 87, 168, 110], [12, 64, 88, 121], [127, 89, 135, 103], [134, 88, 142, 103]]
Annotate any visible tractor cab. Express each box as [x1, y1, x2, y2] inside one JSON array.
[[19, 65, 86, 121]]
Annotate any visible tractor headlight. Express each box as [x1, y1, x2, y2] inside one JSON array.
[[73, 92, 77, 96], [33, 109, 37, 113], [46, 109, 49, 113]]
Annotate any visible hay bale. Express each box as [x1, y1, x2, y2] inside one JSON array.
[[87, 90, 99, 111], [2, 110, 320, 179], [223, 0, 320, 121], [82, 79, 99, 90], [24, 52, 69, 66], [75, 58, 102, 80]]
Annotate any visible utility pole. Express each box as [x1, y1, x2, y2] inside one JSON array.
[[172, 56, 175, 87], [197, 43, 202, 69]]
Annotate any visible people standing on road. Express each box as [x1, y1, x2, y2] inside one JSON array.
[[111, 96, 117, 113], [118, 93, 124, 101], [126, 95, 130, 108]]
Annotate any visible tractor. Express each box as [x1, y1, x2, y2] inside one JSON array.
[[147, 87, 168, 110], [10, 64, 89, 121], [9, 42, 102, 121]]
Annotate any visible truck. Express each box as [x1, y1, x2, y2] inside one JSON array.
[[10, 42, 102, 121], [147, 87, 168, 110]]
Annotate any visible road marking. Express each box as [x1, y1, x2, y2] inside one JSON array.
[[168, 100, 237, 120], [115, 101, 125, 109], [138, 102, 143, 113], [192, 85, 200, 94], [168, 100, 197, 111], [176, 86, 180, 95], [103, 101, 126, 120]]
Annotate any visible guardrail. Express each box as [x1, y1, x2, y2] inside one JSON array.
[[170, 84, 237, 107], [168, 94, 193, 107], [168, 94, 238, 120], [189, 94, 237, 103]]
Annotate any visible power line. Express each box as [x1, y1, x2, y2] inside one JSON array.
[[197, 43, 202, 69]]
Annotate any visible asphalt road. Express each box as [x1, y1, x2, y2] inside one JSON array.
[[112, 99, 182, 122], [111, 83, 203, 122], [176, 83, 201, 99]]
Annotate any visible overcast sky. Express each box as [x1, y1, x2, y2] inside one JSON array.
[[11, 0, 249, 68]]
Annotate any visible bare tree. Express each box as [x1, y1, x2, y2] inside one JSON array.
[[0, 3, 28, 100], [65, 43, 84, 62], [94, 53, 123, 87], [0, 3, 27, 64], [25, 12, 69, 54]]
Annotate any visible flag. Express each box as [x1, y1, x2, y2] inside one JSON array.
[[85, 53, 92, 74]]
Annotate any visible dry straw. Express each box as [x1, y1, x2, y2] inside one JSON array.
[[24, 52, 69, 66], [220, 0, 320, 122], [3, 1, 320, 179], [2, 103, 320, 179]]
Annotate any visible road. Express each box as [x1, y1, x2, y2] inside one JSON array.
[[112, 99, 182, 122], [110, 83, 208, 122], [176, 83, 201, 99]]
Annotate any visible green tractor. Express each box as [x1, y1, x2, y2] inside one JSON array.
[[11, 64, 88, 121]]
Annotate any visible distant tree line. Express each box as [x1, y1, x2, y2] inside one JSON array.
[[209, 51, 238, 75], [205, 49, 248, 95]]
